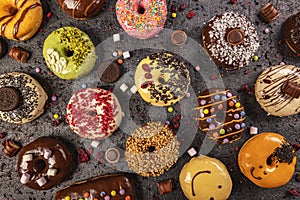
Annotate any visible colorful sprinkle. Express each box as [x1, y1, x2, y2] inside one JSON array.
[[104, 196, 110, 200], [280, 61, 285, 65], [84, 191, 90, 198], [117, 58, 123, 65], [203, 109, 209, 114], [226, 92, 232, 97], [241, 123, 246, 128], [221, 96, 227, 101], [240, 111, 245, 116], [113, 52, 118, 57], [220, 129, 226, 134], [64, 196, 71, 200], [171, 12, 177, 18], [111, 190, 117, 196], [195, 66, 201, 71], [210, 108, 215, 113], [223, 139, 229, 143], [206, 118, 212, 123], [235, 102, 241, 108], [165, 120, 170, 125], [235, 124, 241, 130], [200, 100, 206, 105], [100, 191, 106, 197], [187, 10, 195, 19], [264, 28, 270, 34], [51, 95, 57, 101], [217, 104, 223, 110], [209, 124, 216, 129], [186, 92, 191, 97], [53, 114, 59, 119], [229, 101, 234, 107], [253, 55, 259, 61], [119, 189, 126, 195], [168, 107, 174, 113], [82, 83, 87, 89], [234, 113, 240, 119], [213, 132, 219, 138], [117, 50, 123, 56], [125, 195, 131, 200], [214, 95, 220, 100], [35, 67, 41, 73]]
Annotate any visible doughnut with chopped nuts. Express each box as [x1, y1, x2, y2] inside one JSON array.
[[17, 137, 74, 190], [125, 121, 180, 177], [66, 88, 123, 140], [0, 72, 48, 124], [195, 88, 246, 144], [202, 12, 259, 70], [135, 53, 190, 106]]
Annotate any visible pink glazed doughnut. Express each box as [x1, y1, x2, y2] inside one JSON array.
[[116, 0, 167, 39]]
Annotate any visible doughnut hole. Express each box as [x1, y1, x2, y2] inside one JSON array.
[[148, 146, 156, 153], [64, 49, 74, 57], [33, 158, 47, 173], [4, 5, 18, 16], [137, 5, 145, 14]]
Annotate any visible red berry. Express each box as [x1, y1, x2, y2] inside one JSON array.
[[46, 12, 52, 18], [230, 0, 237, 4], [187, 10, 195, 19], [78, 148, 90, 163], [289, 189, 299, 196], [180, 4, 186, 11], [171, 5, 178, 13], [0, 133, 7, 139]]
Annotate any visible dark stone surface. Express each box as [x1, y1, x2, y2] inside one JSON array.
[[0, 0, 299, 199]]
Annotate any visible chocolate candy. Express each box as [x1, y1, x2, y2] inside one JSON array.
[[0, 38, 8, 59], [2, 139, 20, 158], [171, 30, 187, 46], [227, 29, 245, 46], [0, 87, 20, 112], [9, 47, 30, 63], [98, 61, 121, 83], [157, 179, 173, 195], [55, 174, 137, 200], [260, 3, 280, 23], [282, 81, 300, 98]]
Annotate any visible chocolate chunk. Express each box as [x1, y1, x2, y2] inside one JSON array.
[[0, 87, 20, 111], [98, 61, 121, 83], [0, 38, 8, 59], [2, 139, 20, 158], [281, 81, 300, 98], [157, 179, 173, 195], [9, 47, 30, 63], [260, 3, 280, 23], [171, 30, 187, 46], [227, 29, 244, 45]]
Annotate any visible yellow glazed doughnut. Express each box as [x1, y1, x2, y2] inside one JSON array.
[[135, 53, 190, 106], [238, 132, 297, 188], [179, 155, 232, 200], [0, 0, 43, 41]]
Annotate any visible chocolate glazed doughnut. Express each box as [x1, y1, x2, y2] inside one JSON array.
[[56, 0, 105, 20]]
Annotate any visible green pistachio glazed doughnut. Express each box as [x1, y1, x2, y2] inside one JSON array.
[[43, 27, 97, 80]]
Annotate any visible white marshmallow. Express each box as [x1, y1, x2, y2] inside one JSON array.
[[123, 51, 130, 59], [250, 126, 258, 135], [22, 154, 33, 162], [130, 85, 137, 94], [91, 140, 100, 148], [20, 173, 30, 184], [120, 83, 128, 92], [47, 168, 57, 177], [113, 34, 120, 42], [36, 177, 47, 187], [44, 149, 52, 159], [187, 148, 197, 157]]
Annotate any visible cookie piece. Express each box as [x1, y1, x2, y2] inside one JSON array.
[[0, 87, 20, 111], [255, 65, 300, 116], [98, 61, 121, 83], [195, 89, 246, 144]]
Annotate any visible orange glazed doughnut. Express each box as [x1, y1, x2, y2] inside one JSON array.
[[238, 132, 297, 188], [0, 0, 43, 41]]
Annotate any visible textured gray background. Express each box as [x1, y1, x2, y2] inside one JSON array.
[[0, 0, 299, 199]]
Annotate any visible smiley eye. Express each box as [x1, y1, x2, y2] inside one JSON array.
[[210, 197, 215, 200], [263, 171, 268, 175], [218, 185, 222, 189], [259, 165, 263, 169]]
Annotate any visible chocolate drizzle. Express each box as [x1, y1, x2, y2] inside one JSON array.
[[258, 65, 300, 113], [191, 171, 211, 196]]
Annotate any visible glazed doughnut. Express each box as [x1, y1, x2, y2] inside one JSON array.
[[283, 12, 300, 54], [135, 53, 190, 107], [0, 72, 47, 124], [179, 155, 233, 200], [55, 174, 137, 200], [125, 121, 180, 177], [66, 88, 123, 140], [195, 89, 246, 144], [255, 65, 300, 116], [56, 0, 105, 20], [116, 0, 167, 39], [17, 137, 74, 190], [238, 132, 297, 188], [202, 12, 259, 70], [0, 0, 43, 41], [43, 27, 97, 80]]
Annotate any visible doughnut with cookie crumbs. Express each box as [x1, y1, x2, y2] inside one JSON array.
[[195, 88, 246, 144], [202, 12, 259, 70], [135, 53, 190, 106], [66, 88, 123, 140], [17, 137, 74, 190], [125, 121, 180, 177], [0, 72, 47, 124], [255, 65, 300, 116], [238, 132, 297, 188]]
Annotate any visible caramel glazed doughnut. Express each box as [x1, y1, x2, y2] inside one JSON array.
[[0, 72, 48, 124], [195, 89, 246, 144], [203, 12, 259, 70], [0, 0, 43, 41], [17, 137, 74, 190]]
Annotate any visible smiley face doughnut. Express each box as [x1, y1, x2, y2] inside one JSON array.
[[238, 132, 297, 188], [255, 65, 300, 116], [195, 89, 246, 144], [66, 88, 123, 140], [17, 137, 74, 190], [135, 53, 190, 106], [179, 155, 233, 200]]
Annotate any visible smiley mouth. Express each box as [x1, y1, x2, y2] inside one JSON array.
[[250, 167, 262, 180]]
